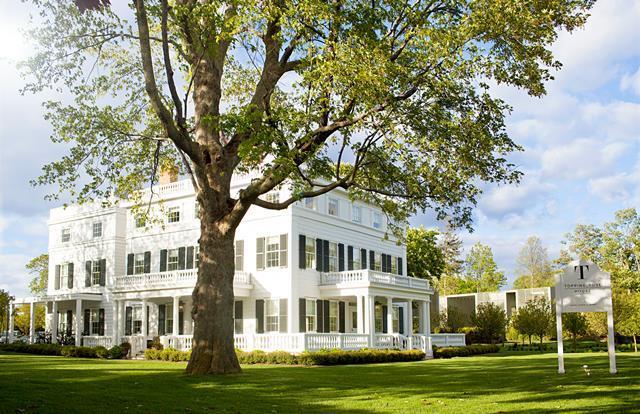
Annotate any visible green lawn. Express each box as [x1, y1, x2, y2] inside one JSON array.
[[0, 351, 638, 413]]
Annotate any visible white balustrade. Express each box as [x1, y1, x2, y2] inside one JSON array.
[[430, 333, 466, 347], [81, 336, 113, 348], [114, 270, 252, 291], [320, 269, 430, 291]]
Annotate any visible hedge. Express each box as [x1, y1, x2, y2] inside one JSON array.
[[144, 348, 426, 365], [0, 343, 126, 359], [433, 344, 500, 359]]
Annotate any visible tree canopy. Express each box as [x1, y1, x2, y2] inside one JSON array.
[[461, 242, 505, 293], [22, 0, 595, 374], [406, 226, 444, 282], [513, 236, 554, 289], [26, 254, 49, 296]]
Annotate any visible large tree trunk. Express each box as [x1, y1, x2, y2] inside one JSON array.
[[186, 217, 241, 375]]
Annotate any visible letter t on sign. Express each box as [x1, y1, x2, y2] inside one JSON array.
[[574, 265, 589, 279]]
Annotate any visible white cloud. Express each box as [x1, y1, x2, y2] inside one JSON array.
[[0, 253, 33, 298], [478, 173, 554, 220], [588, 173, 632, 202], [541, 138, 630, 180], [620, 67, 640, 96]]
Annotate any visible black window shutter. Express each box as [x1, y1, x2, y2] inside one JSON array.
[[55, 265, 61, 290], [322, 240, 330, 272], [83, 309, 90, 336], [178, 247, 186, 270], [85, 261, 92, 287], [127, 253, 134, 275], [144, 251, 151, 273], [315, 239, 323, 271], [279, 298, 288, 333], [67, 263, 74, 289], [347, 246, 354, 270], [298, 298, 306, 332], [387, 255, 392, 273], [160, 249, 167, 272], [125, 306, 132, 335], [369, 251, 375, 270], [381, 254, 388, 273], [338, 301, 345, 333], [66, 310, 72, 335], [186, 246, 194, 269], [98, 308, 105, 335], [398, 307, 405, 334], [234, 301, 243, 320], [178, 307, 184, 335], [99, 259, 106, 286], [256, 238, 265, 270], [361, 249, 367, 269], [382, 306, 388, 333], [234, 301, 243, 334], [147, 305, 150, 335], [338, 243, 345, 271], [316, 299, 323, 332], [255, 300, 264, 333], [158, 304, 166, 335], [397, 257, 403, 275], [322, 301, 330, 333], [298, 235, 306, 269]]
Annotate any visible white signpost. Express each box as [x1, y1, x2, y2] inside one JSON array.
[[555, 260, 616, 374]]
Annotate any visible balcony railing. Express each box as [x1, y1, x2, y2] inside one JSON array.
[[320, 269, 430, 291], [114, 269, 252, 291]]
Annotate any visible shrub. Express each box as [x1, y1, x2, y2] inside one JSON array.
[[144, 347, 191, 362], [108, 345, 124, 359], [61, 346, 97, 358], [471, 303, 508, 344], [433, 344, 499, 359], [120, 342, 131, 358], [95, 346, 109, 359], [0, 343, 62, 356], [149, 336, 164, 350]]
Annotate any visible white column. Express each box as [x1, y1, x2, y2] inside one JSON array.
[[142, 299, 148, 337], [184, 298, 193, 335], [75, 299, 82, 346], [422, 300, 430, 334], [607, 310, 617, 374], [119, 301, 126, 338], [367, 296, 375, 346], [356, 295, 364, 334], [8, 303, 14, 342], [29, 302, 36, 344], [406, 300, 413, 336], [112, 300, 119, 345], [386, 297, 393, 334], [51, 301, 59, 344], [172, 296, 180, 336]]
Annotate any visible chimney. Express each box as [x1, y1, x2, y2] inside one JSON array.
[[159, 164, 179, 185]]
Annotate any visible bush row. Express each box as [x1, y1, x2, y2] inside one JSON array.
[[433, 344, 500, 359], [0, 343, 127, 359], [144, 348, 426, 365]]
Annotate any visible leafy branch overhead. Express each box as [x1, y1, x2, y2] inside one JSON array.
[[25, 0, 594, 234]]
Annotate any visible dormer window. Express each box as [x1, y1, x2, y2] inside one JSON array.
[[304, 197, 316, 210], [352, 205, 362, 223], [61, 228, 71, 243], [328, 198, 339, 216], [92, 222, 102, 238], [372, 212, 382, 229]]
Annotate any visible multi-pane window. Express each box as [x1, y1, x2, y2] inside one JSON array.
[[132, 306, 143, 334], [375, 303, 383, 332], [233, 301, 243, 334], [134, 253, 145, 274], [351, 311, 358, 331], [352, 247, 362, 270], [265, 191, 280, 203], [305, 299, 317, 332], [304, 198, 316, 210], [167, 249, 179, 271], [265, 299, 279, 332], [90, 309, 99, 335], [92, 222, 102, 238], [328, 198, 339, 216], [266, 236, 282, 268], [329, 301, 338, 332], [166, 303, 174, 334], [91, 261, 101, 285], [372, 212, 382, 229], [235, 240, 244, 271], [167, 206, 180, 223], [60, 264, 70, 289], [390, 256, 398, 274], [392, 306, 400, 333], [61, 228, 71, 243], [328, 242, 338, 272], [305, 238, 316, 269], [374, 252, 382, 271], [58, 312, 69, 334], [352, 205, 362, 223]]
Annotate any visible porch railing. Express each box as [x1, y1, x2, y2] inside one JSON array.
[[429, 333, 466, 347], [320, 270, 430, 291], [81, 336, 113, 348], [114, 270, 252, 291]]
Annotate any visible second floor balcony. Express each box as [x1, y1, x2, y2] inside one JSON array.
[[113, 269, 253, 292], [320, 269, 431, 292]]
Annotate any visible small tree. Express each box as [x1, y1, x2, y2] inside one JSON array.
[[512, 297, 553, 347], [462, 243, 506, 293], [439, 306, 465, 333], [471, 303, 507, 344], [26, 254, 49, 295], [511, 307, 535, 345], [616, 290, 640, 352], [0, 290, 13, 333], [563, 313, 587, 352]]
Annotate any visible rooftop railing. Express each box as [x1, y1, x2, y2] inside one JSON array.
[[320, 269, 430, 291], [114, 269, 252, 291]]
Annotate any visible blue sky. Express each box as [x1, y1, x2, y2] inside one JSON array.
[[1, 1, 639, 297]]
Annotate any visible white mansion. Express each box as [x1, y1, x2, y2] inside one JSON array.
[[10, 173, 464, 356]]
